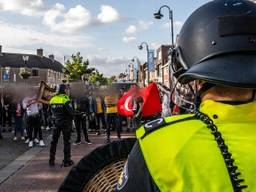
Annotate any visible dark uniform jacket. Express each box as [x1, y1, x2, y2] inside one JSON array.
[[50, 94, 75, 126]]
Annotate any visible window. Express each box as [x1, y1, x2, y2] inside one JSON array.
[[32, 69, 39, 77]]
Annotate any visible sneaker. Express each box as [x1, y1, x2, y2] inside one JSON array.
[[34, 138, 39, 144], [49, 159, 55, 167], [73, 140, 81, 145], [41, 126, 46, 130], [28, 141, 33, 148], [62, 160, 74, 167], [13, 137, 17, 141], [85, 140, 92, 145], [39, 140, 45, 147], [46, 126, 51, 131], [21, 136, 25, 141], [96, 131, 100, 136], [25, 139, 29, 144]]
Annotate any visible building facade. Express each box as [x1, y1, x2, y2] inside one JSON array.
[[0, 47, 64, 91]]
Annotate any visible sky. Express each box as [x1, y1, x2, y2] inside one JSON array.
[[0, 0, 209, 77]]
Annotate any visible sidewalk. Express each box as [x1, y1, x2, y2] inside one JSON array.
[[0, 132, 134, 192]]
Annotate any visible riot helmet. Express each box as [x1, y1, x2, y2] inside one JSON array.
[[172, 0, 256, 88], [57, 84, 67, 94]]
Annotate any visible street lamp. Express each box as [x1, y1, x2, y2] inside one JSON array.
[[131, 56, 140, 84], [138, 42, 150, 85], [154, 5, 174, 46], [20, 55, 31, 89]]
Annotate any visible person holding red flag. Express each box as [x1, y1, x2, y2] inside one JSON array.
[[117, 83, 162, 124]]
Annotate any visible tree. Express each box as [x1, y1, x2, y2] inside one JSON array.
[[89, 70, 108, 86], [65, 52, 95, 81], [107, 76, 117, 85]]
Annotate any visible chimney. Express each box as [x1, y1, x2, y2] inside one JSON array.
[[49, 54, 55, 62], [37, 48, 43, 57]]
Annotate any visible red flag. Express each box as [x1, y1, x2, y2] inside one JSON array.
[[139, 83, 162, 117], [117, 86, 137, 117]]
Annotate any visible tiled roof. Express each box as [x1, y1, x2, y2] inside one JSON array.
[[0, 53, 64, 72]]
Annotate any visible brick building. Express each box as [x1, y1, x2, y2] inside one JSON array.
[[0, 47, 64, 91]]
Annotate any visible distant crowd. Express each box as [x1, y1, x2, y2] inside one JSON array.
[[0, 86, 137, 146]]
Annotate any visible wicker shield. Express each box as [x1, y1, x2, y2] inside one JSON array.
[[59, 138, 136, 192]]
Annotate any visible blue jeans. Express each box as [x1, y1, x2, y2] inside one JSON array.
[[14, 117, 24, 137]]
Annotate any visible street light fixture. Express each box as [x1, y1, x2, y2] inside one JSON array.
[[20, 55, 31, 89], [138, 42, 150, 85], [154, 5, 174, 46], [154, 11, 164, 19]]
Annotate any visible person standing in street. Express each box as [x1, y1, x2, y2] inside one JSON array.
[[23, 89, 45, 148], [73, 92, 92, 145], [88, 91, 97, 132], [49, 84, 75, 167], [117, 0, 256, 191], [105, 87, 121, 143], [13, 99, 25, 141], [95, 90, 106, 135]]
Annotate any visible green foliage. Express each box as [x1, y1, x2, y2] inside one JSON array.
[[107, 76, 117, 85], [65, 52, 95, 81], [89, 70, 108, 86]]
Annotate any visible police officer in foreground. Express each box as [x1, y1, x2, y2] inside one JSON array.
[[49, 84, 75, 167], [116, 0, 256, 191]]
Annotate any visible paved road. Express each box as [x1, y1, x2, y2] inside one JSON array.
[[0, 132, 134, 192], [0, 129, 50, 170]]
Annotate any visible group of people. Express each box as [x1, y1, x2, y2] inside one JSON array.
[[0, 83, 134, 166], [0, 89, 47, 147], [49, 84, 134, 167]]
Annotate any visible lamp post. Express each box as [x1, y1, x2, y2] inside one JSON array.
[[154, 5, 174, 46], [20, 55, 30, 89], [154, 5, 175, 88], [131, 56, 140, 85], [138, 42, 150, 85]]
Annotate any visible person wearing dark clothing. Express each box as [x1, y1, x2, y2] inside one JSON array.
[[73, 96, 91, 145], [13, 101, 25, 141], [0, 99, 3, 139], [49, 84, 75, 167], [2, 95, 13, 132], [88, 93, 97, 132]]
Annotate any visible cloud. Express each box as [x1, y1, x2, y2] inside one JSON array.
[[151, 42, 161, 50], [0, 0, 44, 16], [163, 21, 184, 29], [125, 25, 137, 34], [122, 36, 137, 43], [125, 20, 153, 35], [0, 20, 93, 49], [90, 56, 130, 77], [97, 5, 120, 23], [43, 3, 91, 33], [138, 20, 153, 30], [123, 20, 153, 43]]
